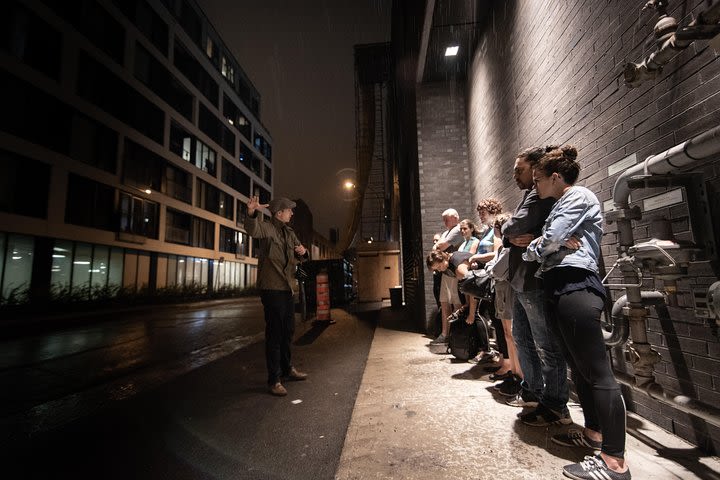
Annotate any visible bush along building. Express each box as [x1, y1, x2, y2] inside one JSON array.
[[0, 0, 275, 307]]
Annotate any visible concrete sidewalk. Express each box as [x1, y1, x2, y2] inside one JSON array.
[[336, 308, 720, 480]]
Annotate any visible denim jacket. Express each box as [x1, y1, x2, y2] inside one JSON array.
[[523, 185, 603, 274]]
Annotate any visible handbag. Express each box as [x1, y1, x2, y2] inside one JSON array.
[[457, 269, 492, 299]]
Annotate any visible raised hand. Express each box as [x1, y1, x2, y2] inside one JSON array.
[[246, 195, 268, 215]]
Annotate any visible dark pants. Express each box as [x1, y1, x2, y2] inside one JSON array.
[[260, 290, 295, 385], [547, 289, 627, 459]]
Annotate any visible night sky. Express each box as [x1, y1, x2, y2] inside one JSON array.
[[197, 0, 391, 242]]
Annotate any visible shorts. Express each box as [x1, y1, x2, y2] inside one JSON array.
[[439, 274, 461, 305], [494, 280, 514, 319]]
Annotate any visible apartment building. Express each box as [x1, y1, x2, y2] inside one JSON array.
[[0, 0, 273, 303]]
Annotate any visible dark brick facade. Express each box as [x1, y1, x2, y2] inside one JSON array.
[[415, 0, 720, 454], [416, 82, 474, 330]]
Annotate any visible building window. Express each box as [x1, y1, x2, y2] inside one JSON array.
[[199, 103, 236, 156], [70, 112, 118, 173], [1, 234, 34, 303], [253, 132, 272, 161], [236, 199, 248, 227], [0, 149, 51, 219], [196, 179, 234, 220], [1, 70, 72, 155], [50, 240, 124, 298], [195, 139, 217, 176], [77, 52, 165, 144], [163, 162, 192, 204], [239, 142, 252, 168], [166, 208, 191, 245], [205, 36, 219, 66], [166, 208, 214, 249], [170, 121, 217, 176], [112, 0, 169, 56], [221, 158, 251, 196], [223, 94, 251, 140], [3, 2, 63, 80], [123, 139, 163, 192], [41, 0, 125, 64], [174, 39, 219, 106], [65, 174, 115, 231], [254, 185, 271, 205], [119, 191, 159, 239], [221, 55, 235, 84], [219, 226, 246, 256], [170, 121, 193, 163], [134, 43, 192, 121], [191, 216, 214, 249]]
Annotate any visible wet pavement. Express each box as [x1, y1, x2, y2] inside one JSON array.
[[1, 299, 719, 479]]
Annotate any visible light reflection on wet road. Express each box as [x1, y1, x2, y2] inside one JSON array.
[[0, 297, 266, 441]]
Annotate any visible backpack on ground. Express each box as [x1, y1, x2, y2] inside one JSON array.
[[447, 313, 481, 361]]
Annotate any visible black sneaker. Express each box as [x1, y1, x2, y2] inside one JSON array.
[[506, 389, 540, 408], [552, 428, 602, 449], [492, 375, 515, 391], [498, 377, 522, 397], [520, 403, 572, 426], [563, 454, 631, 480]]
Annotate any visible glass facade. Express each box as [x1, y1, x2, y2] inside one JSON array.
[[1, 234, 34, 302], [0, 0, 272, 305]]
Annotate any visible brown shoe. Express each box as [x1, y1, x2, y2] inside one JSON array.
[[286, 367, 307, 381], [269, 382, 287, 396]]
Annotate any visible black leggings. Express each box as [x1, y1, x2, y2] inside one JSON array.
[[547, 289, 626, 459]]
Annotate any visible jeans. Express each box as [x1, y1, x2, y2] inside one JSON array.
[[512, 289, 569, 412], [260, 290, 296, 385]]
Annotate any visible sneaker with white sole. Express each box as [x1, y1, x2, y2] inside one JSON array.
[[505, 389, 539, 408], [562, 454, 631, 480], [552, 428, 602, 449], [520, 403, 572, 426]]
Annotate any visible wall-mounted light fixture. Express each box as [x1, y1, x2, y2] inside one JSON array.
[[445, 45, 459, 56]]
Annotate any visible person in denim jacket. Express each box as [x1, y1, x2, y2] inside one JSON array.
[[524, 146, 630, 480]]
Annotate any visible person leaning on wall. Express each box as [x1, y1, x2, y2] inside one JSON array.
[[245, 195, 309, 397], [524, 145, 631, 480]]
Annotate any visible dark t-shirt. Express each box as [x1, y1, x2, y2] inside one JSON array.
[[444, 251, 473, 277]]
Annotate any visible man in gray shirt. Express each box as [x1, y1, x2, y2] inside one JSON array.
[[431, 208, 464, 344]]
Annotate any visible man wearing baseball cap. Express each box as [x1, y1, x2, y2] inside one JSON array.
[[246, 195, 309, 396]]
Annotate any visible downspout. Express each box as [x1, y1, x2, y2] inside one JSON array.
[[624, 0, 720, 87]]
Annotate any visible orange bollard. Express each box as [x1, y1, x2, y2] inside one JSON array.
[[316, 272, 331, 321]]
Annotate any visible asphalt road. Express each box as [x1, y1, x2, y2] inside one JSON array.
[[0, 299, 378, 479]]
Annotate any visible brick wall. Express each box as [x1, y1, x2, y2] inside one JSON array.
[[416, 82, 474, 330], [464, 0, 720, 452]]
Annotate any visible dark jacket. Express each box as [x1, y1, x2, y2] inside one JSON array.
[[501, 188, 555, 292], [246, 213, 307, 293]]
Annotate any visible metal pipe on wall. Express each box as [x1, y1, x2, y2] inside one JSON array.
[[624, 0, 720, 87], [609, 123, 720, 408], [615, 371, 720, 429]]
